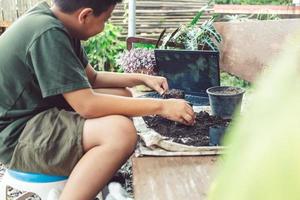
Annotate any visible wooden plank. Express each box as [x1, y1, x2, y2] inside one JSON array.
[[115, 9, 213, 14], [113, 1, 212, 37], [113, 0, 212, 37], [111, 15, 212, 19], [0, 20, 9, 35], [133, 156, 218, 200], [214, 4, 300, 15], [0, 0, 51, 22], [0, 20, 10, 27], [215, 19, 300, 83]]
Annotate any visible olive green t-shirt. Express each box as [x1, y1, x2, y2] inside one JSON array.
[[0, 2, 91, 164]]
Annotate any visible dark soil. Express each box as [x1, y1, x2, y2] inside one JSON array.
[[210, 87, 243, 95], [143, 111, 231, 146], [162, 89, 185, 99]]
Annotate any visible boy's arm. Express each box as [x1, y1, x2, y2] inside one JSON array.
[[63, 88, 195, 126], [85, 64, 168, 94]]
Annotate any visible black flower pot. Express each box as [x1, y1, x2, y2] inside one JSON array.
[[206, 86, 245, 119], [209, 125, 227, 146]]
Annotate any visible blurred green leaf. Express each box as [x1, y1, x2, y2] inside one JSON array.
[[208, 33, 300, 200]]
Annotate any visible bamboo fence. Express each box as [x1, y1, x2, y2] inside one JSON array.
[[0, 0, 212, 38]]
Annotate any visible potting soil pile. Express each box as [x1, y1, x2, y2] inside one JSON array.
[[134, 106, 226, 156]]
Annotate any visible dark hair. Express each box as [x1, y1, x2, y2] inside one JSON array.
[[53, 0, 122, 16]]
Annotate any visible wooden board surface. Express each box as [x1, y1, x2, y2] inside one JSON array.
[[0, 21, 10, 35], [215, 19, 300, 83], [132, 156, 219, 200], [0, 21, 10, 28]]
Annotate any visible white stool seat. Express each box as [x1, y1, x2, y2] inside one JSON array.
[[0, 169, 68, 200]]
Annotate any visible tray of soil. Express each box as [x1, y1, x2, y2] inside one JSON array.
[[143, 111, 230, 146], [135, 89, 230, 155]]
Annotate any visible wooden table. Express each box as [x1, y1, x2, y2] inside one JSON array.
[[131, 88, 220, 199], [132, 156, 219, 200], [0, 21, 11, 35]]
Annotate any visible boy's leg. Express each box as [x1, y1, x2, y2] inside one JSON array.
[[59, 115, 137, 200]]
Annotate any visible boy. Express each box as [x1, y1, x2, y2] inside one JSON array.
[[0, 0, 195, 199]]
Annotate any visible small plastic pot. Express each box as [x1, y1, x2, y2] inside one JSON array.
[[206, 86, 245, 119], [209, 125, 227, 146]]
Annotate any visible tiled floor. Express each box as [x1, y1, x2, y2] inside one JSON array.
[[0, 163, 41, 200]]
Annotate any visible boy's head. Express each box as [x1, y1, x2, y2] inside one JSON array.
[[53, 0, 122, 16], [52, 0, 122, 40]]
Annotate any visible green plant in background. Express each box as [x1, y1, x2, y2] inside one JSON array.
[[116, 48, 157, 75], [133, 43, 156, 49], [221, 72, 251, 89], [222, 14, 251, 22], [223, 13, 280, 22], [255, 13, 280, 20], [84, 23, 125, 72], [214, 0, 292, 5], [159, 3, 222, 51]]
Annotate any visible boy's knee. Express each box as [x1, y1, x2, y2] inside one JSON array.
[[115, 133, 137, 156], [113, 116, 137, 154], [121, 88, 133, 97], [83, 115, 137, 152]]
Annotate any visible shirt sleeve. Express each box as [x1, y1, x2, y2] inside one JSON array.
[[70, 37, 89, 68], [26, 29, 91, 98], [80, 46, 89, 68]]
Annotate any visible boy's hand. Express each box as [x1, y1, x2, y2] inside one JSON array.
[[159, 99, 196, 126], [142, 75, 169, 95]]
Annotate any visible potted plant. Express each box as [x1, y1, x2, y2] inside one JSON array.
[[116, 48, 157, 91], [158, 4, 221, 51], [116, 48, 156, 75]]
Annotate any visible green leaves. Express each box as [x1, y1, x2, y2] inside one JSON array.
[[220, 72, 251, 88], [189, 5, 208, 27], [83, 23, 125, 71], [158, 3, 222, 51]]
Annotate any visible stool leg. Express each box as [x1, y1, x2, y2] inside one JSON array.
[[0, 172, 8, 200], [0, 184, 6, 200], [47, 188, 63, 200]]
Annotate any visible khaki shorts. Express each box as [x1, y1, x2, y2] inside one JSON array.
[[9, 108, 85, 176]]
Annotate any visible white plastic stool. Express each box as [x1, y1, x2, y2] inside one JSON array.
[[0, 169, 68, 200], [293, 0, 300, 6]]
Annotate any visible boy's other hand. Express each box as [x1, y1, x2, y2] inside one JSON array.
[[159, 99, 196, 126], [142, 75, 169, 95]]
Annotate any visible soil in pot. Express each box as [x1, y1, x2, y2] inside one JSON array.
[[210, 87, 243, 95], [161, 88, 194, 107], [143, 111, 231, 147], [162, 89, 185, 99]]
